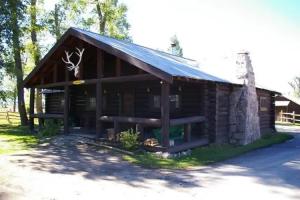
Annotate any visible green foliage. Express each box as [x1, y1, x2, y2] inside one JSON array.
[[119, 128, 140, 150], [38, 119, 62, 137], [168, 35, 183, 57], [153, 125, 184, 143], [123, 133, 293, 169]]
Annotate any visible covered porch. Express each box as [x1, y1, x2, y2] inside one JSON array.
[[28, 77, 209, 152]]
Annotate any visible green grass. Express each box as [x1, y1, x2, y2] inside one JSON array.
[[0, 113, 40, 155], [123, 133, 293, 169]]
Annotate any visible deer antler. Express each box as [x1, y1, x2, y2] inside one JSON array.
[[75, 48, 85, 67], [62, 51, 76, 71], [62, 48, 85, 72]]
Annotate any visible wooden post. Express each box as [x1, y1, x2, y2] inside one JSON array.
[[64, 56, 70, 134], [96, 49, 103, 137], [293, 111, 295, 124], [280, 110, 283, 122], [64, 85, 69, 134], [136, 124, 144, 141], [53, 64, 58, 82], [116, 57, 121, 76], [78, 43, 84, 79], [114, 120, 120, 141], [38, 118, 44, 131], [161, 81, 170, 148], [184, 123, 192, 142], [29, 88, 35, 133]]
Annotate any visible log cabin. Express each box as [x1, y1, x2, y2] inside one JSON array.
[[23, 27, 278, 152], [275, 95, 300, 121]]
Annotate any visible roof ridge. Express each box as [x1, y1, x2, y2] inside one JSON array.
[[71, 27, 196, 62]]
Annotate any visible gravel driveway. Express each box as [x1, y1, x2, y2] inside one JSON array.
[[0, 125, 299, 200]]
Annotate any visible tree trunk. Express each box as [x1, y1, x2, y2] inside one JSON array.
[[96, 1, 105, 34], [54, 4, 61, 41], [11, 1, 28, 125], [13, 87, 16, 112], [30, 0, 42, 114]]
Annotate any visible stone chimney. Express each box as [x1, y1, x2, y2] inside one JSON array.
[[229, 51, 261, 145]]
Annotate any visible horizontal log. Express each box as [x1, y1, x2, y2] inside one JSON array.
[[170, 116, 205, 126], [101, 74, 157, 83], [35, 74, 157, 88], [30, 113, 64, 119], [99, 115, 161, 126], [168, 137, 209, 153]]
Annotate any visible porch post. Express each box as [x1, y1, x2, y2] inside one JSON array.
[[64, 85, 69, 134], [184, 123, 192, 142], [96, 48, 103, 137], [29, 88, 35, 133], [161, 81, 170, 148], [64, 62, 70, 134]]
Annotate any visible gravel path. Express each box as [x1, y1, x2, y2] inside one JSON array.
[[0, 125, 299, 200]]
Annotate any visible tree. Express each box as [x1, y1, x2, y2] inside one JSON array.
[[47, 3, 66, 41], [0, 0, 28, 125], [29, 0, 43, 113], [168, 35, 183, 57], [289, 77, 300, 97], [94, 0, 130, 40]]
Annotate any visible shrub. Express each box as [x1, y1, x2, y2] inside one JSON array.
[[39, 119, 62, 137], [119, 128, 140, 150]]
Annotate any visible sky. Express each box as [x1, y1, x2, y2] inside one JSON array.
[[46, 0, 300, 95]]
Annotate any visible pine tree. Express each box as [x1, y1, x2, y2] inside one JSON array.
[[168, 35, 183, 57]]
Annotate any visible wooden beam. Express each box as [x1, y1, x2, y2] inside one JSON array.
[[97, 49, 103, 78], [53, 64, 58, 82], [65, 62, 69, 82], [30, 113, 64, 119], [64, 85, 69, 134], [35, 79, 98, 88], [184, 123, 192, 142], [99, 116, 161, 126], [78, 42, 84, 79], [114, 120, 120, 141], [161, 81, 170, 147], [29, 88, 35, 132], [35, 74, 157, 88], [170, 116, 205, 126], [136, 124, 144, 141], [101, 74, 157, 83], [96, 49, 103, 137], [116, 57, 121, 76]]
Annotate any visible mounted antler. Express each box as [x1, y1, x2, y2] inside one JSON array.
[[62, 47, 85, 78]]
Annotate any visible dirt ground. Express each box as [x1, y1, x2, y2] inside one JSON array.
[[0, 125, 299, 200]]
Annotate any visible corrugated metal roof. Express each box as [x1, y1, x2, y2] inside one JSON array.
[[275, 101, 290, 107], [74, 28, 229, 83]]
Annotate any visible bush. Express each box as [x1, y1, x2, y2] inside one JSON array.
[[119, 128, 140, 150], [39, 119, 62, 137]]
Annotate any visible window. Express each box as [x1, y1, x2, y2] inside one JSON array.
[[170, 95, 180, 109], [87, 97, 96, 110], [153, 95, 161, 108], [259, 96, 268, 112], [150, 94, 181, 110]]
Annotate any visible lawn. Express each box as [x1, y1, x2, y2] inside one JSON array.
[[0, 112, 40, 155], [123, 133, 293, 169]]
